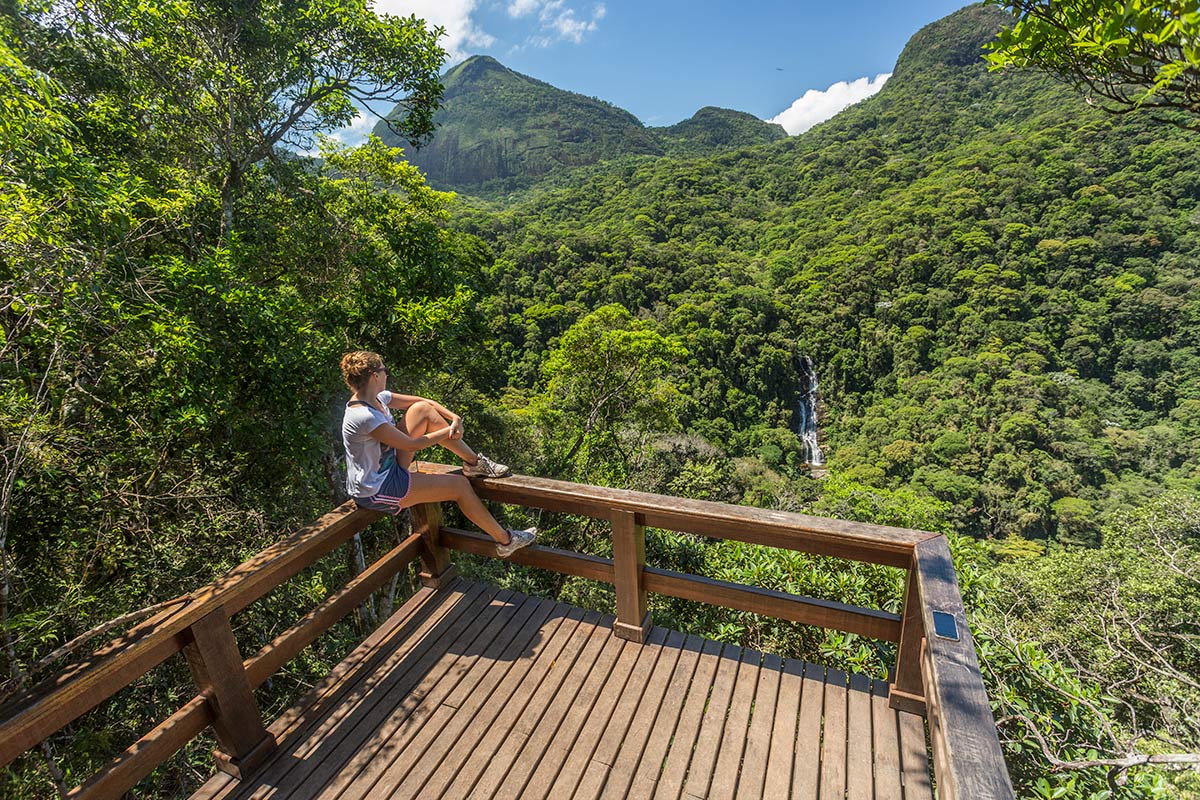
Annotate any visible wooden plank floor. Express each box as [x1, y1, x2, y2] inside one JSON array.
[[192, 579, 933, 800]]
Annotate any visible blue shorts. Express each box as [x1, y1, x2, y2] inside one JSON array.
[[354, 465, 411, 514]]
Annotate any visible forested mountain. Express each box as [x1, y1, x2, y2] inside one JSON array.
[[656, 106, 788, 157], [376, 55, 785, 194], [456, 3, 1200, 546]]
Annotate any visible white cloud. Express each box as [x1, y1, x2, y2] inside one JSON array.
[[509, 0, 605, 45], [770, 73, 891, 135], [327, 110, 379, 148], [507, 0, 540, 17], [373, 0, 495, 63]]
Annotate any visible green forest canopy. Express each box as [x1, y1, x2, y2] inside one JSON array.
[[1, 2, 1197, 798]]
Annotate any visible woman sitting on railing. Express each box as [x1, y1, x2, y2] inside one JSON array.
[[340, 350, 536, 557]]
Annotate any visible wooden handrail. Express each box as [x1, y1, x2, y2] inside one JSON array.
[[439, 526, 902, 641], [914, 537, 1015, 799], [420, 463, 1015, 799], [0, 502, 419, 799], [0, 468, 1014, 800], [437, 463, 934, 567], [242, 531, 424, 687], [0, 501, 380, 767], [62, 530, 426, 800]]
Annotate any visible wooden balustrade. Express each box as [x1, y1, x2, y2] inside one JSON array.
[[0, 502, 416, 799], [426, 463, 1015, 800], [0, 465, 1014, 799]]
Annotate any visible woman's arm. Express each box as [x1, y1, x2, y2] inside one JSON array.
[[367, 421, 453, 453]]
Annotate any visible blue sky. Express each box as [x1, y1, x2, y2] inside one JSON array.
[[347, 1, 980, 140]]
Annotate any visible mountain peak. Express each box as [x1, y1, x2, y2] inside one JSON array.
[[375, 57, 661, 193], [892, 5, 1009, 79], [657, 107, 787, 154], [446, 55, 509, 81]]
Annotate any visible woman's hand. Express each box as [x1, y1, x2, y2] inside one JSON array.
[[449, 417, 464, 440]]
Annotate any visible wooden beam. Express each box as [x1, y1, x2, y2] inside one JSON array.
[[913, 536, 1014, 800], [642, 567, 902, 642], [886, 687, 926, 717], [412, 503, 456, 589], [440, 526, 615, 583], [182, 608, 274, 779], [611, 509, 650, 643], [890, 564, 925, 711], [242, 532, 423, 687], [923, 638, 952, 800], [417, 462, 930, 567]]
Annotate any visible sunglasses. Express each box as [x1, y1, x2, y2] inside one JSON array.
[[375, 367, 389, 377]]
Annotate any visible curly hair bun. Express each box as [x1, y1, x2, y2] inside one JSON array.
[[340, 350, 383, 392]]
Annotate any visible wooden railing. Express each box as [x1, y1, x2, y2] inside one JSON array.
[[0, 502, 434, 799], [436, 464, 1016, 800], [0, 465, 1014, 799]]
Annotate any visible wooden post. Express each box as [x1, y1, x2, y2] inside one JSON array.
[[611, 508, 651, 642], [412, 502, 457, 589], [182, 607, 274, 779], [889, 562, 926, 715], [922, 637, 954, 799], [915, 536, 1015, 798]]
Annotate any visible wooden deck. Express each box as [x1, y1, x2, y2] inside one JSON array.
[[192, 579, 933, 800]]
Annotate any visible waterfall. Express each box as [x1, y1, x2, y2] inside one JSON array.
[[797, 356, 825, 467]]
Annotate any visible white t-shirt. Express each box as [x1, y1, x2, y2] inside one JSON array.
[[342, 390, 398, 498]]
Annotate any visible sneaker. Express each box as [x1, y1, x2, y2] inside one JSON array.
[[463, 454, 511, 478], [496, 527, 537, 558]]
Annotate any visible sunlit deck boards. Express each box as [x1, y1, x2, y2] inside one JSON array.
[[191, 579, 933, 800]]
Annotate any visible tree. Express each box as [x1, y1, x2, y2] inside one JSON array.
[[526, 305, 687, 481], [1, 10, 488, 790], [987, 1, 1200, 130], [985, 492, 1200, 794], [15, 0, 447, 237]]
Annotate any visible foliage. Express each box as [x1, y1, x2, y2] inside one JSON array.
[[521, 303, 687, 482], [987, 1, 1200, 131], [443, 8, 1200, 792], [0, 8, 492, 793], [653, 106, 788, 156], [5, 2, 1200, 797], [13, 0, 446, 235], [455, 4, 1200, 546], [982, 492, 1200, 797]]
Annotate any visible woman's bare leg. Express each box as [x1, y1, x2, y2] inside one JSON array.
[[397, 400, 479, 469], [401, 472, 509, 544]]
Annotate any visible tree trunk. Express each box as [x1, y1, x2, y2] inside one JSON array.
[[347, 532, 377, 630], [220, 165, 240, 241], [220, 182, 234, 241]]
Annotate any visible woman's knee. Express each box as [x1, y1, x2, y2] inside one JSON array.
[[399, 401, 440, 439], [408, 400, 439, 423], [450, 474, 472, 500]]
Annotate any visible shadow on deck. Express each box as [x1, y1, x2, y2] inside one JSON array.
[[192, 579, 932, 800]]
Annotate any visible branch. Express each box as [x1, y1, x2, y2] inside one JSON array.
[[249, 79, 350, 166], [1008, 710, 1200, 796], [0, 597, 186, 704], [990, 616, 1121, 743]]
